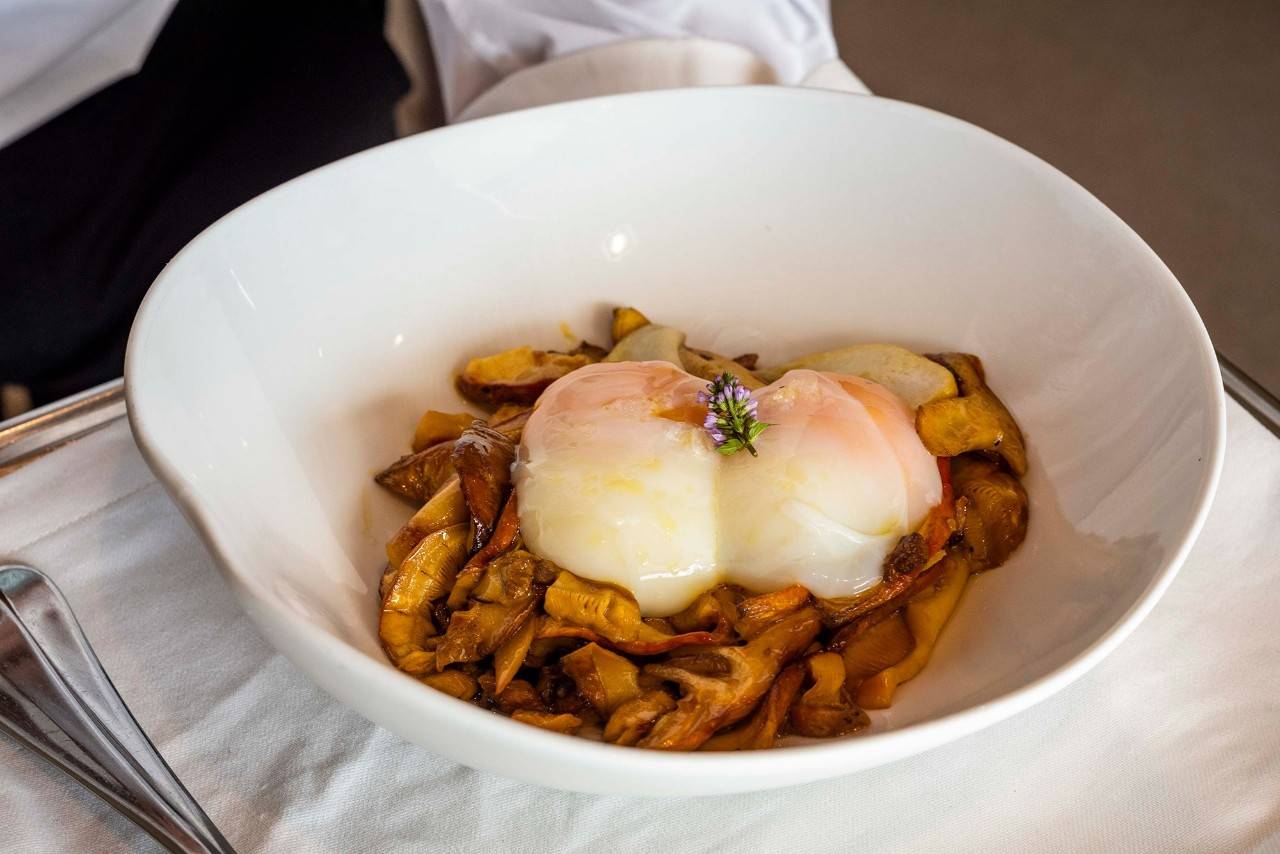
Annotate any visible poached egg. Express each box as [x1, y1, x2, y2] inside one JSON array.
[[513, 361, 942, 615]]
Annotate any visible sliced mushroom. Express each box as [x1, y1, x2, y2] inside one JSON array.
[[374, 439, 457, 504], [701, 662, 806, 751], [446, 492, 521, 609], [950, 454, 1029, 571], [385, 476, 467, 572], [456, 345, 595, 408], [511, 710, 584, 734], [604, 323, 685, 365], [540, 571, 725, 655], [451, 421, 516, 549], [638, 606, 822, 750], [412, 410, 475, 453], [436, 549, 550, 670], [560, 642, 643, 715], [487, 403, 531, 430], [789, 652, 869, 738], [420, 670, 478, 701], [815, 542, 945, 629], [757, 343, 958, 409], [837, 609, 913, 685], [479, 674, 547, 714], [379, 523, 470, 675], [492, 614, 539, 694], [732, 584, 812, 639], [602, 690, 677, 746], [679, 347, 764, 390], [916, 352, 1027, 476], [857, 554, 970, 709], [610, 306, 651, 343]]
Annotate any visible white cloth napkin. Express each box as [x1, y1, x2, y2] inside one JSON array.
[[418, 0, 865, 121], [1, 399, 1277, 853]]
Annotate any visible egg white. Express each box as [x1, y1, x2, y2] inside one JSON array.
[[513, 362, 942, 615]]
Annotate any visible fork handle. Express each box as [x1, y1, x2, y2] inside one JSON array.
[[0, 564, 235, 853]]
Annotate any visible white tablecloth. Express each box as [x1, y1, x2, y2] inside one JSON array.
[[2, 398, 1277, 853]]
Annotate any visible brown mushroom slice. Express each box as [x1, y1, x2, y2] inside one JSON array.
[[950, 454, 1029, 571], [451, 421, 517, 549], [757, 343, 958, 408], [666, 586, 739, 634], [701, 662, 806, 751], [456, 345, 595, 408], [638, 606, 823, 751], [540, 571, 725, 654], [611, 306, 651, 343], [838, 609, 913, 685], [511, 710, 584, 734], [789, 652, 869, 738], [733, 584, 812, 638], [857, 555, 970, 709], [446, 492, 522, 609], [412, 410, 475, 453], [385, 476, 467, 571], [487, 403, 531, 430], [560, 643, 643, 715], [678, 347, 764, 390], [603, 690, 678, 746], [492, 614, 539, 694], [604, 323, 685, 365], [564, 340, 609, 361], [379, 523, 470, 674], [815, 543, 945, 629], [374, 439, 457, 504], [916, 352, 1027, 476], [420, 670, 478, 701], [436, 549, 547, 669], [478, 674, 547, 714]]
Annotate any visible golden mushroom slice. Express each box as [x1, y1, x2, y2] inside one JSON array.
[[603, 690, 677, 746], [679, 347, 764, 390], [638, 607, 822, 750], [757, 343, 958, 408], [374, 439, 457, 504], [610, 306, 651, 343], [604, 323, 686, 365], [837, 610, 914, 685], [857, 554, 970, 709], [451, 421, 516, 549], [788, 652, 869, 738], [951, 454, 1029, 571], [435, 550, 551, 670], [701, 662, 807, 751], [379, 522, 470, 675], [560, 642, 644, 715], [412, 410, 475, 453], [915, 352, 1028, 476], [420, 670, 479, 701], [456, 345, 596, 408], [385, 476, 467, 572], [539, 571, 725, 655]]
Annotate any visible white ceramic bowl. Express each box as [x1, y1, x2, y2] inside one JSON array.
[[125, 87, 1224, 796]]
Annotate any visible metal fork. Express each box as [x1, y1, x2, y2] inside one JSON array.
[[0, 564, 235, 853]]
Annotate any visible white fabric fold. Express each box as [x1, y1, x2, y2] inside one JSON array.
[[419, 0, 855, 121]]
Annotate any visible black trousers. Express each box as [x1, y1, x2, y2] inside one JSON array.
[[0, 0, 408, 404]]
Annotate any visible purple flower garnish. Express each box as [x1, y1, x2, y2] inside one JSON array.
[[700, 372, 771, 457]]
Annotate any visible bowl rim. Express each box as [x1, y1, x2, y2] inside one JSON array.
[[124, 85, 1227, 785]]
